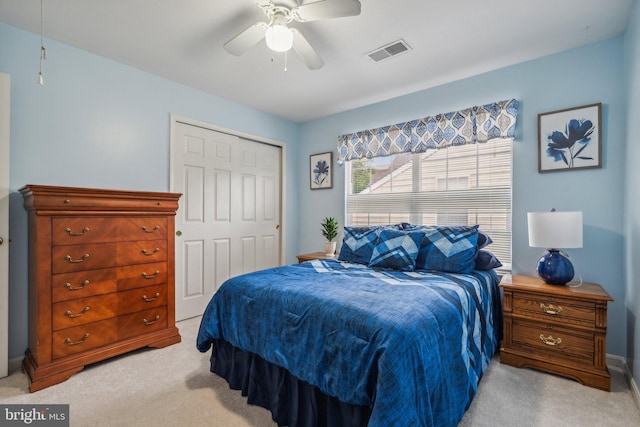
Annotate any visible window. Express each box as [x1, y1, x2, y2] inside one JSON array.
[[345, 138, 512, 269]]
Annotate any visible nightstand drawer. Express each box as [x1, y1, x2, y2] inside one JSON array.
[[511, 319, 594, 364], [512, 294, 595, 328]]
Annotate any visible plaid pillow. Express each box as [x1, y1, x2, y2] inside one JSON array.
[[338, 226, 382, 264], [404, 223, 492, 249], [368, 229, 424, 271], [414, 225, 480, 273]]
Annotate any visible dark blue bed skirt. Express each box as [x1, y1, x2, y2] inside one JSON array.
[[210, 338, 371, 427]]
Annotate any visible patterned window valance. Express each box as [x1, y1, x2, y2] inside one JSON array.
[[338, 99, 519, 163]]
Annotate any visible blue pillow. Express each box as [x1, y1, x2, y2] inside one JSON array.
[[475, 249, 502, 270], [414, 225, 480, 273], [404, 223, 492, 250], [368, 229, 424, 271], [338, 226, 382, 264], [477, 229, 493, 249], [338, 225, 403, 264]]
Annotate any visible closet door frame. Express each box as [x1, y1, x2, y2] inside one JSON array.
[[169, 115, 286, 320]]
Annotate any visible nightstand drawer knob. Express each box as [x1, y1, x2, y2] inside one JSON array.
[[540, 303, 563, 315], [539, 334, 562, 346]]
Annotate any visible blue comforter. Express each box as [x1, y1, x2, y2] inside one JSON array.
[[197, 259, 501, 427]]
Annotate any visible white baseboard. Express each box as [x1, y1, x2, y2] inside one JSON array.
[[607, 353, 640, 412]]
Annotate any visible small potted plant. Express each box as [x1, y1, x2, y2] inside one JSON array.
[[321, 217, 338, 256]]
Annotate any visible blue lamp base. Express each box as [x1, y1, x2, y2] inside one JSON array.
[[536, 249, 574, 285]]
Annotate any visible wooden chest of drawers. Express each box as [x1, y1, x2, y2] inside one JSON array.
[[20, 185, 182, 392], [499, 274, 613, 391]]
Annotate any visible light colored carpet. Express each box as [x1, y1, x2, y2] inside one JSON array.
[[1, 316, 638, 427]]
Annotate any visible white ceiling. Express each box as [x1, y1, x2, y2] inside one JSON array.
[[0, 0, 634, 122]]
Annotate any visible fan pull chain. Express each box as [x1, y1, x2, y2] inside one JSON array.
[[38, 0, 47, 85], [284, 50, 288, 72]]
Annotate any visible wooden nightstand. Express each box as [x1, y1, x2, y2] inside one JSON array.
[[499, 274, 613, 391], [296, 252, 336, 263]]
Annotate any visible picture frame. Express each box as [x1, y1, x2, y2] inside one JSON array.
[[310, 151, 333, 190], [538, 103, 602, 173]]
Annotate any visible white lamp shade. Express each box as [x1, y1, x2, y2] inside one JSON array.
[[265, 24, 293, 52], [527, 211, 583, 249]]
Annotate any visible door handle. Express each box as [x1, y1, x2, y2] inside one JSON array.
[[176, 230, 182, 236], [0, 236, 3, 245], [275, 225, 280, 230]]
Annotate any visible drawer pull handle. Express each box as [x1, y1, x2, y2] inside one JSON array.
[[65, 280, 90, 290], [143, 315, 160, 325], [540, 303, 563, 315], [65, 307, 90, 318], [65, 254, 90, 263], [141, 270, 161, 279], [141, 248, 160, 256], [65, 226, 90, 236], [539, 334, 562, 346], [64, 333, 89, 346], [142, 293, 160, 302], [141, 225, 160, 233]]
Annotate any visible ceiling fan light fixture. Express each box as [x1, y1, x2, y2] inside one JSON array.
[[265, 24, 293, 52]]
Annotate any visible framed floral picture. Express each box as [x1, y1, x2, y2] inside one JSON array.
[[310, 151, 333, 190], [538, 103, 602, 173]]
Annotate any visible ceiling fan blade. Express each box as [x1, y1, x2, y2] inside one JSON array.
[[292, 0, 361, 22], [223, 22, 268, 56], [291, 28, 324, 70]]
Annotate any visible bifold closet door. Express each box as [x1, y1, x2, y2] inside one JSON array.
[[172, 122, 282, 320]]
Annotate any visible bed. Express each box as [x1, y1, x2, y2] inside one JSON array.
[[197, 225, 503, 427]]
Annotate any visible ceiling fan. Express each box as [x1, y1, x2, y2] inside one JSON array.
[[224, 0, 362, 70]]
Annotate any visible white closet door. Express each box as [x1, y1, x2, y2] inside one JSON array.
[[172, 122, 281, 320], [0, 73, 9, 377]]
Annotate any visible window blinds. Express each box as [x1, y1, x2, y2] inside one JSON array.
[[346, 138, 512, 269]]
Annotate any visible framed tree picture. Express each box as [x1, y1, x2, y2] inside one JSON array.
[[538, 103, 602, 173], [310, 152, 333, 190]]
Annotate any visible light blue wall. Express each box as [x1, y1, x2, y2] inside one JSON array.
[[299, 37, 628, 356], [623, 0, 640, 387], [1, 17, 636, 365], [0, 22, 301, 358]]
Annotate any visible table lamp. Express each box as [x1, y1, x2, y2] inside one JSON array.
[[527, 209, 583, 285]]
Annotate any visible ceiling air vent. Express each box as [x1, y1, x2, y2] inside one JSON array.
[[366, 39, 411, 63]]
